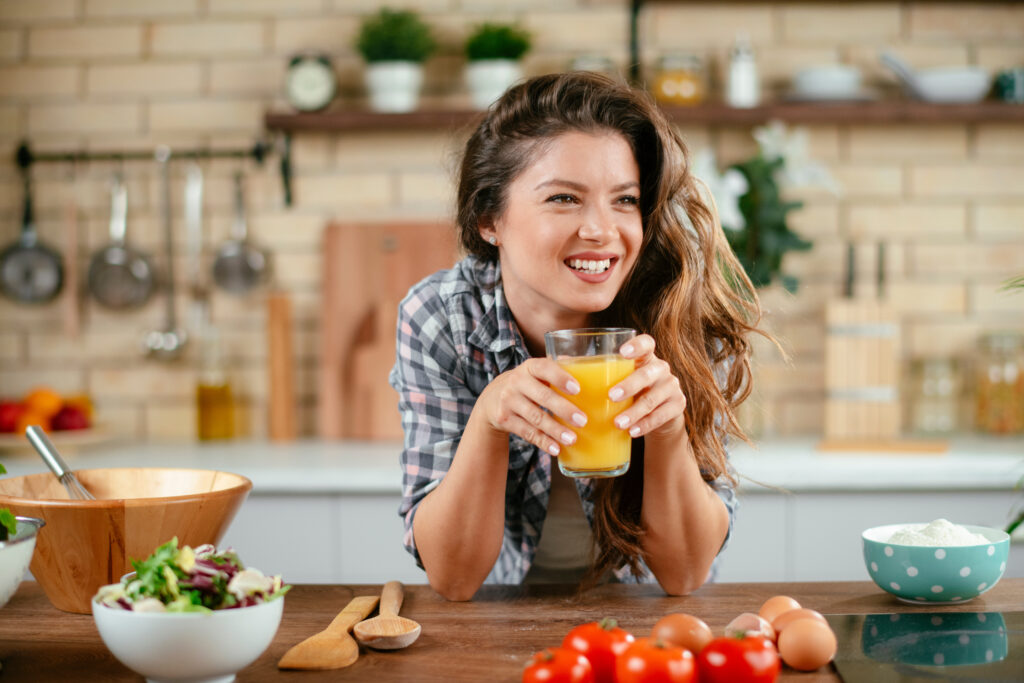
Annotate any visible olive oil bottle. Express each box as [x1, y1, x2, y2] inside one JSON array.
[[196, 324, 234, 440]]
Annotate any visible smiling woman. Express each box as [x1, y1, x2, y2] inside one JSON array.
[[388, 72, 770, 601]]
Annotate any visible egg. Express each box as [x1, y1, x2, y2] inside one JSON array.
[[771, 607, 828, 637], [758, 595, 801, 624], [724, 612, 775, 641], [777, 617, 837, 671], [650, 613, 714, 654]]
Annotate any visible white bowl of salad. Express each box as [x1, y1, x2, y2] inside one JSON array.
[[92, 538, 289, 683]]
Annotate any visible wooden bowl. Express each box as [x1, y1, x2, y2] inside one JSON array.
[[0, 468, 251, 614]]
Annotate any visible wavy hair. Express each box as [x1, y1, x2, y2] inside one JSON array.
[[456, 71, 764, 585]]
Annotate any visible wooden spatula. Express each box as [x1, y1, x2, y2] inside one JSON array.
[[353, 580, 422, 650], [277, 595, 380, 670]]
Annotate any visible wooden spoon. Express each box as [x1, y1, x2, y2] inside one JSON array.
[[277, 594, 379, 670], [353, 580, 422, 650]]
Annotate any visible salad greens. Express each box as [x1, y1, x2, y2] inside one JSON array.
[[93, 537, 289, 613], [0, 463, 14, 541]]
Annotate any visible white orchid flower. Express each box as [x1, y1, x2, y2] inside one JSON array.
[[690, 148, 749, 231], [753, 120, 839, 194]]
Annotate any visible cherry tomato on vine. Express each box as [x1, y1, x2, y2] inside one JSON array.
[[561, 618, 635, 683], [615, 637, 696, 683], [522, 647, 595, 683], [697, 634, 781, 683]]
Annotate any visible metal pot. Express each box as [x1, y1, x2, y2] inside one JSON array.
[[87, 174, 156, 310], [0, 173, 64, 304]]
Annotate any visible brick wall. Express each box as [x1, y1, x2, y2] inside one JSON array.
[[0, 0, 1022, 441]]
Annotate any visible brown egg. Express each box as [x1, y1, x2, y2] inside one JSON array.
[[724, 612, 776, 641], [771, 607, 828, 637], [650, 613, 714, 654], [777, 617, 837, 671], [758, 595, 801, 624]]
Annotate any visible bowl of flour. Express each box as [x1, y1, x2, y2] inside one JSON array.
[[862, 519, 1010, 604]]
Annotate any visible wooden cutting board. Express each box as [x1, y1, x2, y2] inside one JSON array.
[[318, 222, 457, 439]]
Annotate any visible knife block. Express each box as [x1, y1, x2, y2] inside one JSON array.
[[824, 299, 901, 442]]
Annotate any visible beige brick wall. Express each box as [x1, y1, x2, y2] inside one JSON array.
[[0, 1, 1021, 442]]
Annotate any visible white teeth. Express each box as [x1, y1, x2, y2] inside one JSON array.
[[568, 258, 611, 274]]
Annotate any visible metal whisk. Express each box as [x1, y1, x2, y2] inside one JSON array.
[[25, 425, 96, 500]]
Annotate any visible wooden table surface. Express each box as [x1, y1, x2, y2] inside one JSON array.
[[2, 579, 1022, 682]]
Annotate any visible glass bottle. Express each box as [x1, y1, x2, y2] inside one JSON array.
[[909, 358, 959, 435], [974, 331, 1024, 434], [196, 324, 235, 441], [726, 34, 760, 108], [652, 53, 706, 106]]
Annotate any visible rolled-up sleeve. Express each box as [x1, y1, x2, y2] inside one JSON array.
[[388, 282, 478, 569]]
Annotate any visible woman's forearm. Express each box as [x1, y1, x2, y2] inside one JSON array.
[[639, 433, 730, 595], [411, 409, 510, 601]]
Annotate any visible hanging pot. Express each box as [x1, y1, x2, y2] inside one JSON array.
[[211, 171, 272, 294], [0, 174, 64, 304], [87, 174, 156, 310]]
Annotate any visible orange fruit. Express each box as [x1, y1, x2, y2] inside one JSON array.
[[22, 387, 64, 418], [15, 409, 50, 434], [63, 394, 94, 420]]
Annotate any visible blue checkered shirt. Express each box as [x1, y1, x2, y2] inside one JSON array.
[[389, 254, 737, 585]]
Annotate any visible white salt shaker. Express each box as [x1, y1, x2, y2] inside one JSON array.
[[726, 34, 760, 108]]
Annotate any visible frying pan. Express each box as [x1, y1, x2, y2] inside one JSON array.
[[0, 173, 64, 304], [87, 174, 156, 310], [212, 171, 272, 294]]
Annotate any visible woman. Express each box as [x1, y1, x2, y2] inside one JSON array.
[[389, 71, 763, 601]]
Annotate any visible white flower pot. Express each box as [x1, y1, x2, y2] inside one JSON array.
[[466, 59, 522, 110], [365, 61, 424, 113]]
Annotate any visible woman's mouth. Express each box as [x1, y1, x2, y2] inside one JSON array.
[[566, 258, 612, 274]]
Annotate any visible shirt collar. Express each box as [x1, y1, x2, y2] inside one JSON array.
[[466, 257, 528, 360]]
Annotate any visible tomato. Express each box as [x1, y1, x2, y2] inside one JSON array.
[[0, 401, 24, 433], [562, 618, 635, 683], [615, 637, 696, 683], [523, 647, 595, 683], [697, 635, 781, 683]]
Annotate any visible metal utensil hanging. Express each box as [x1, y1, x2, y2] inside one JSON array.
[[87, 173, 157, 310], [212, 171, 272, 294], [0, 170, 64, 304], [142, 146, 188, 360]]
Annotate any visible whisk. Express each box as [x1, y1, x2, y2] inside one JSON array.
[[25, 425, 96, 500]]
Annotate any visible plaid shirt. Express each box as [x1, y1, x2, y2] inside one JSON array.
[[389, 254, 737, 585]]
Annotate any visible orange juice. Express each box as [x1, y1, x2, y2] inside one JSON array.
[[554, 355, 635, 477]]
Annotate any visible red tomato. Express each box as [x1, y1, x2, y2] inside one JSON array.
[[697, 635, 781, 683], [562, 618, 636, 683], [523, 647, 595, 683], [615, 637, 696, 683]]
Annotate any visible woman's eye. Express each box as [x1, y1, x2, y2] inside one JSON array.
[[547, 194, 577, 204], [617, 194, 640, 206]]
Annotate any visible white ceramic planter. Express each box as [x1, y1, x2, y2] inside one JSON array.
[[365, 61, 424, 113], [466, 59, 522, 110], [0, 516, 43, 609]]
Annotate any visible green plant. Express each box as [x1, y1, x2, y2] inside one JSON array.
[[355, 7, 436, 63], [465, 22, 531, 61], [0, 463, 14, 541]]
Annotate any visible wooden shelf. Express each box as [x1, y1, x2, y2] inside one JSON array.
[[264, 100, 1024, 133]]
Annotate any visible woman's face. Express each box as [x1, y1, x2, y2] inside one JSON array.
[[482, 130, 643, 335]]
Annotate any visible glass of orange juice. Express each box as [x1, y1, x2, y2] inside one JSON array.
[[544, 328, 637, 478]]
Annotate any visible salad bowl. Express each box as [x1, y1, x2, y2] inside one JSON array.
[[0, 515, 44, 609], [0, 467, 251, 613]]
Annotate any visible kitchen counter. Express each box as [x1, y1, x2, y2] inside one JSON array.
[[1, 579, 1022, 681], [2, 436, 1022, 494]]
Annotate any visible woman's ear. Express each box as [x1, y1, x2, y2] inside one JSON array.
[[478, 218, 498, 246]]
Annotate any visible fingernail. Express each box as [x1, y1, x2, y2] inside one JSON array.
[[629, 426, 641, 438], [561, 431, 575, 445], [566, 379, 581, 394], [620, 343, 634, 356], [571, 412, 587, 427], [615, 414, 630, 429], [548, 443, 560, 455], [609, 387, 624, 401]]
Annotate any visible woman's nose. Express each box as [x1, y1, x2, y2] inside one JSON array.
[[577, 205, 617, 242]]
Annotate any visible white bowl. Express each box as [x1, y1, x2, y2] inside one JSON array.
[[913, 67, 991, 103], [0, 516, 44, 609], [92, 596, 284, 683], [793, 65, 863, 99]]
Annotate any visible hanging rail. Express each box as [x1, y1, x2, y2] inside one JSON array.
[[14, 137, 294, 206]]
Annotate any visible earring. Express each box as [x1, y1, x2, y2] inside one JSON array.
[[487, 236, 497, 245]]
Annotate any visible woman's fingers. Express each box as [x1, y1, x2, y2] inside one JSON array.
[[610, 335, 687, 437]]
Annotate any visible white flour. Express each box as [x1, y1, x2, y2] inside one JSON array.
[[886, 518, 989, 547]]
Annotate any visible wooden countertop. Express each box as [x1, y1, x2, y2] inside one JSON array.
[[2, 579, 1022, 681]]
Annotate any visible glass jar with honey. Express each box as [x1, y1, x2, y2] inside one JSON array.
[[974, 331, 1024, 434], [652, 53, 706, 106]]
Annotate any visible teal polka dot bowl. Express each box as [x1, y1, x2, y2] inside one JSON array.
[[862, 524, 1010, 604]]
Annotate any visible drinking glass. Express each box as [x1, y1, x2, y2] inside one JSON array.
[[544, 327, 637, 478]]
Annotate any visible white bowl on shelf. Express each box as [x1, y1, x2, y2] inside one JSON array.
[[913, 67, 991, 103], [792, 65, 863, 100]]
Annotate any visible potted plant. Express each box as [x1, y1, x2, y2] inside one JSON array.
[[355, 8, 437, 113], [464, 22, 531, 110]]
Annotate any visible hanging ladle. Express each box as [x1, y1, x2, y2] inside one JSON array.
[[211, 171, 272, 294], [143, 146, 188, 360]]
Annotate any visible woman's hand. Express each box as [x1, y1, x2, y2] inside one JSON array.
[[477, 359, 588, 457], [610, 334, 687, 440]]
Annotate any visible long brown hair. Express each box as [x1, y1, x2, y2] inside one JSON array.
[[456, 72, 763, 584]]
